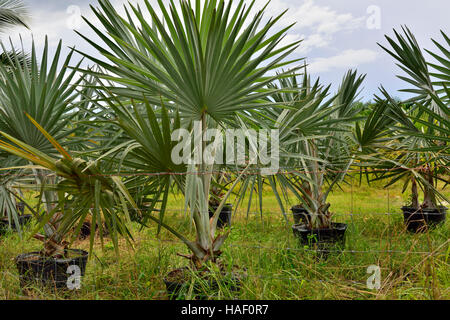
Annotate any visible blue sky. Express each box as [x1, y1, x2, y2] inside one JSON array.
[[5, 0, 450, 102]]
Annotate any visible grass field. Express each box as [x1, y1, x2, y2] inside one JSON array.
[[0, 180, 448, 300]]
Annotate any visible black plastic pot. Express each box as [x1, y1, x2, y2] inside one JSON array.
[[163, 267, 242, 300], [15, 249, 88, 289], [292, 222, 348, 256], [402, 206, 447, 233], [291, 206, 310, 225], [77, 220, 110, 239], [0, 214, 33, 234], [17, 202, 25, 214], [209, 204, 232, 229]]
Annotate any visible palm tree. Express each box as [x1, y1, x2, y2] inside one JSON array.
[[373, 27, 449, 215], [0, 119, 138, 257], [242, 69, 366, 231], [0, 0, 30, 230], [0, 38, 95, 252], [76, 0, 300, 273]]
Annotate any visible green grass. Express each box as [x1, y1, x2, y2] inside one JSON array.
[[0, 181, 448, 300]]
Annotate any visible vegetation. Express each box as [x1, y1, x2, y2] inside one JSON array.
[[0, 0, 30, 69], [0, 0, 30, 231], [0, 183, 448, 299], [365, 27, 449, 210], [74, 0, 302, 271], [0, 0, 448, 300], [254, 69, 367, 229]]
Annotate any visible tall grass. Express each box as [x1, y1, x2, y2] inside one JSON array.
[[0, 181, 448, 300]]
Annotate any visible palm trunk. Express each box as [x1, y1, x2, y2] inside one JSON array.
[[33, 168, 64, 255], [411, 177, 419, 209], [190, 113, 215, 267], [422, 165, 437, 209]]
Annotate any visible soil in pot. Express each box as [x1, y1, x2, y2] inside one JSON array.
[[402, 206, 447, 233], [163, 266, 244, 300], [291, 205, 310, 225], [292, 222, 348, 258], [15, 249, 88, 289], [209, 204, 232, 229], [0, 214, 33, 235]]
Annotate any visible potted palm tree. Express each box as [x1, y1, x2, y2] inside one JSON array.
[[0, 117, 138, 288], [0, 38, 90, 238], [367, 92, 449, 232], [0, 0, 32, 233], [260, 69, 366, 254], [0, 38, 136, 288], [376, 27, 449, 232], [76, 0, 300, 298], [264, 70, 329, 225]]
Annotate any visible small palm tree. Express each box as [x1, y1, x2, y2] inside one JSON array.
[[76, 0, 300, 272], [373, 27, 449, 213], [0, 116, 137, 257], [251, 69, 366, 230], [0, 0, 30, 230], [0, 39, 93, 248]]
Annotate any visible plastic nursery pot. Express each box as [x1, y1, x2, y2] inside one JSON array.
[[163, 267, 243, 300], [0, 214, 33, 235], [127, 202, 151, 223], [15, 249, 88, 289], [292, 223, 348, 256], [209, 204, 233, 229], [291, 205, 310, 225], [17, 202, 25, 214], [402, 206, 447, 233], [77, 221, 110, 240]]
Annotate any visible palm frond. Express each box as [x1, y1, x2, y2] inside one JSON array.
[[0, 0, 29, 31]]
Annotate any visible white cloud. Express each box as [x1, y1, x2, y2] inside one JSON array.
[[290, 0, 364, 33], [296, 33, 330, 54], [264, 0, 365, 54], [1, 3, 95, 51], [308, 49, 378, 73], [3, 0, 365, 58]]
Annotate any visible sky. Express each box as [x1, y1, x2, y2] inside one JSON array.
[[4, 0, 450, 102]]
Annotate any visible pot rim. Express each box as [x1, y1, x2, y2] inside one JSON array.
[[1, 214, 33, 221], [401, 206, 448, 213], [292, 222, 348, 232], [210, 203, 233, 208], [291, 205, 309, 212], [15, 249, 89, 264], [163, 266, 245, 285]]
